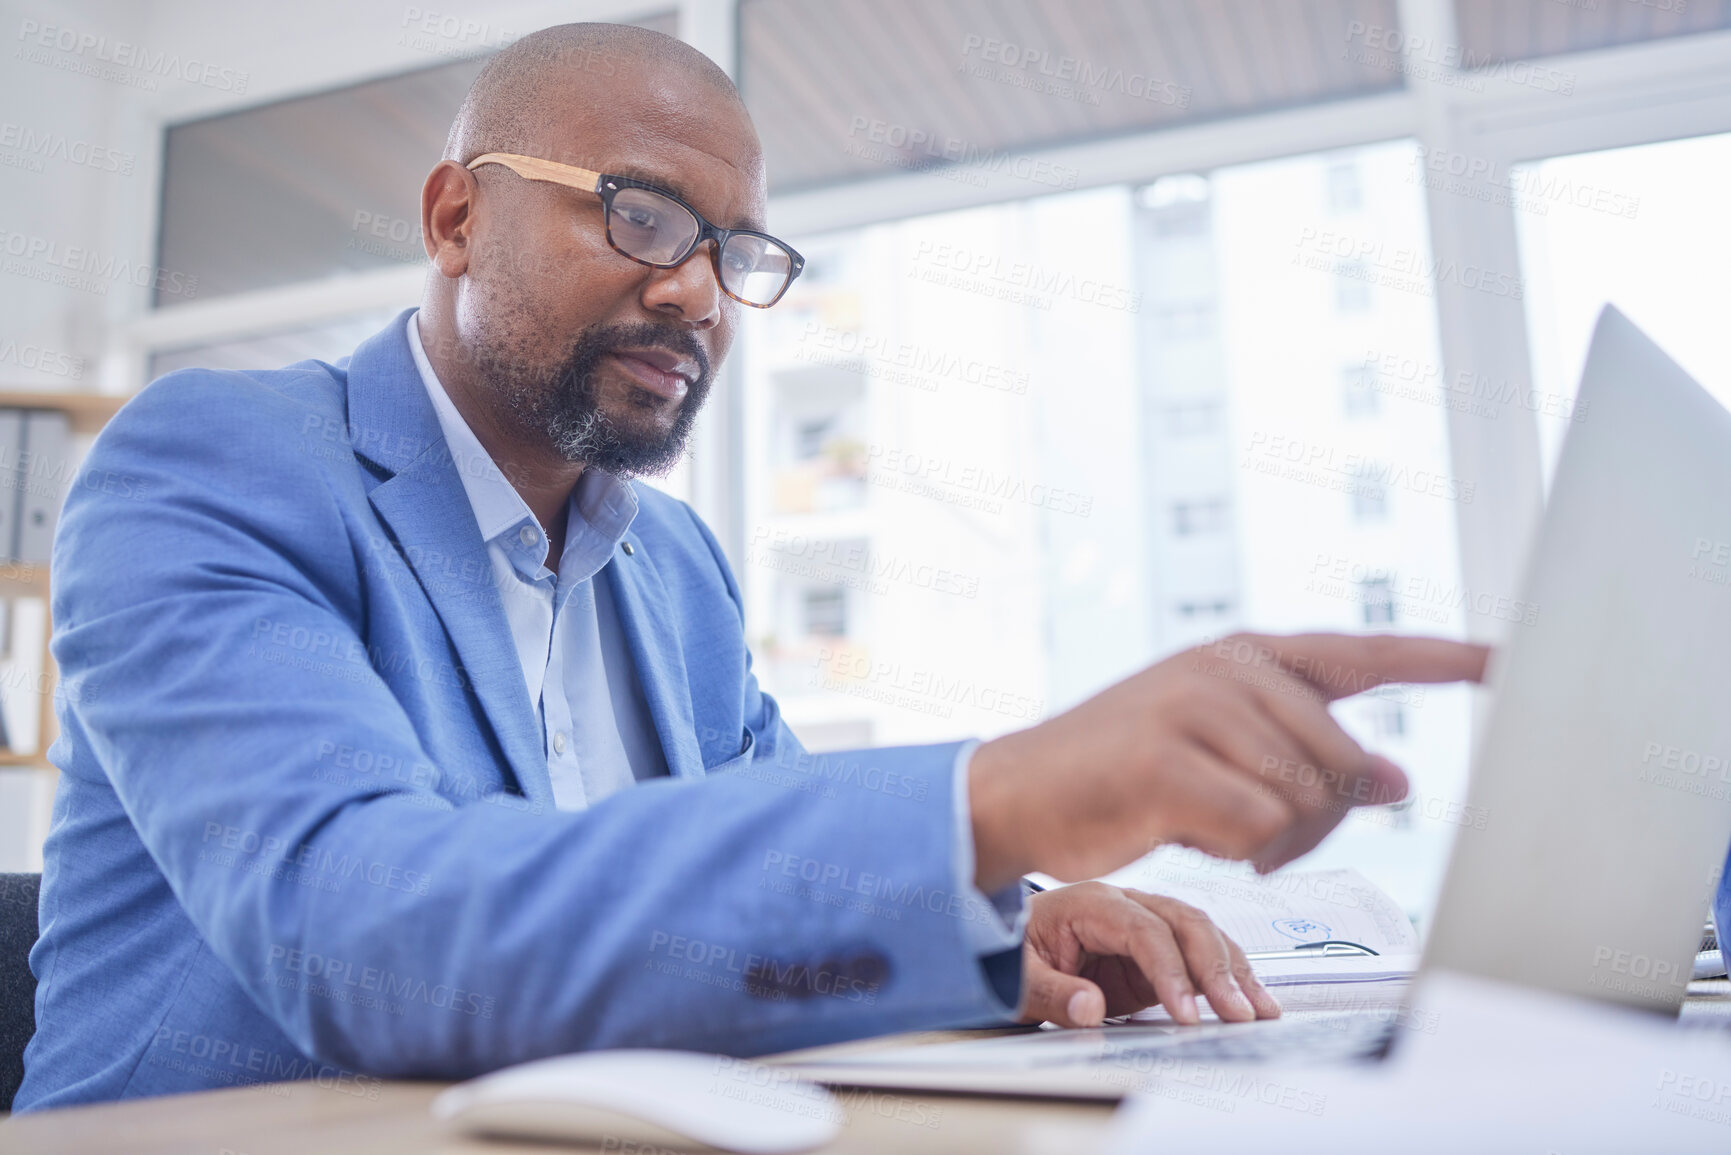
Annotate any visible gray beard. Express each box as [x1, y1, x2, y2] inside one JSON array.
[[505, 321, 712, 479]]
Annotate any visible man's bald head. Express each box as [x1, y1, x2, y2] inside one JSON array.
[[417, 21, 767, 485], [444, 23, 746, 166]]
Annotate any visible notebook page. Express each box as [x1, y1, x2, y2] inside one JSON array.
[[1098, 863, 1419, 955]]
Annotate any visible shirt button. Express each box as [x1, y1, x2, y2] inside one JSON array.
[[553, 731, 568, 755], [519, 525, 539, 547]]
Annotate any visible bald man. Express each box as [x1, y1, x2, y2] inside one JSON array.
[[15, 24, 1486, 1111]]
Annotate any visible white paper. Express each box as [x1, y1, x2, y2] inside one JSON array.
[[1096, 863, 1419, 956]]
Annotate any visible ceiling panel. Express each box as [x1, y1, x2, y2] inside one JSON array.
[[1453, 0, 1731, 65], [739, 0, 1409, 192]]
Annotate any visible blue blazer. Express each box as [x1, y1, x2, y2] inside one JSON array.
[[17, 311, 1017, 1112]]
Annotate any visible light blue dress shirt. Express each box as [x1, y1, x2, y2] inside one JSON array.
[[407, 313, 1025, 952], [409, 314, 665, 809]]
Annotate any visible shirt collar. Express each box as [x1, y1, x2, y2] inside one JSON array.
[[405, 311, 637, 579]]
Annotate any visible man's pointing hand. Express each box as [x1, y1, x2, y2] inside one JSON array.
[[968, 632, 1491, 890]]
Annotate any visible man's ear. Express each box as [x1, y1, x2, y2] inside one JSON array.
[[422, 160, 478, 278]]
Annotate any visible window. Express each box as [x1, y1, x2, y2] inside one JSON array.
[[1171, 498, 1230, 537], [1206, 140, 1469, 911], [1152, 202, 1210, 237], [1366, 696, 1406, 737], [1350, 463, 1389, 522], [1334, 260, 1372, 312], [795, 417, 833, 461], [1162, 399, 1226, 436], [802, 586, 847, 637], [1140, 174, 1211, 237], [741, 140, 1469, 914], [1326, 160, 1363, 214], [1341, 364, 1380, 417], [1513, 132, 1731, 485], [1359, 576, 1396, 625], [1153, 302, 1216, 340]]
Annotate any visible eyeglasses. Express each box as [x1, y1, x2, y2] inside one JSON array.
[[466, 152, 805, 308]]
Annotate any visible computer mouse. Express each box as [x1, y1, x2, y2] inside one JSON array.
[[431, 1049, 844, 1153]]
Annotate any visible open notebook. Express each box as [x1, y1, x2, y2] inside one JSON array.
[[1084, 865, 1422, 1019]]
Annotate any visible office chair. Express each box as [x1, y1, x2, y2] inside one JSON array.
[[0, 872, 40, 1113]]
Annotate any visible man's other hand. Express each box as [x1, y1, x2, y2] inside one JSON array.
[[1018, 882, 1281, 1027]]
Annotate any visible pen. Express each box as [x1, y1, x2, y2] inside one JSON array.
[[1244, 940, 1380, 961]]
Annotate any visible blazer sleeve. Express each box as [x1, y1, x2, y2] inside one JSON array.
[[49, 370, 1018, 1078]]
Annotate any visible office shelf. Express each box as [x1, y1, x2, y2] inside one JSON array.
[[0, 389, 127, 433], [0, 387, 130, 771]]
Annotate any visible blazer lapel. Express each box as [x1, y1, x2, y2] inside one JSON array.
[[345, 311, 554, 809], [605, 531, 705, 780]]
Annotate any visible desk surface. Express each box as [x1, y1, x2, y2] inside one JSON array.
[[6, 984, 1728, 1155], [0, 1029, 1118, 1155]]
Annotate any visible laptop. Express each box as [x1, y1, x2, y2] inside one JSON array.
[[774, 306, 1731, 1099]]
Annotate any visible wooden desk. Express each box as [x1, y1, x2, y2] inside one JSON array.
[[0, 1030, 1119, 1155], [6, 984, 1727, 1155]]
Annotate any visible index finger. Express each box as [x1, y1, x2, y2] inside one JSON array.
[[1227, 633, 1490, 702]]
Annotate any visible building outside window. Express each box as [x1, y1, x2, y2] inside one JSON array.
[[1359, 575, 1397, 625], [1342, 364, 1381, 417]]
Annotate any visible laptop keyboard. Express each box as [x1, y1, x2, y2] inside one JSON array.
[[1092, 1012, 1395, 1065], [796, 1011, 1401, 1078]]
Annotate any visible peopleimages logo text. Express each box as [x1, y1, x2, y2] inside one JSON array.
[[846, 116, 1079, 190], [959, 34, 1191, 108], [0, 122, 133, 174], [0, 228, 197, 297], [16, 19, 250, 92]]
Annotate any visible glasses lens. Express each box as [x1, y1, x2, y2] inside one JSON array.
[[720, 233, 795, 306], [607, 187, 699, 265]]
